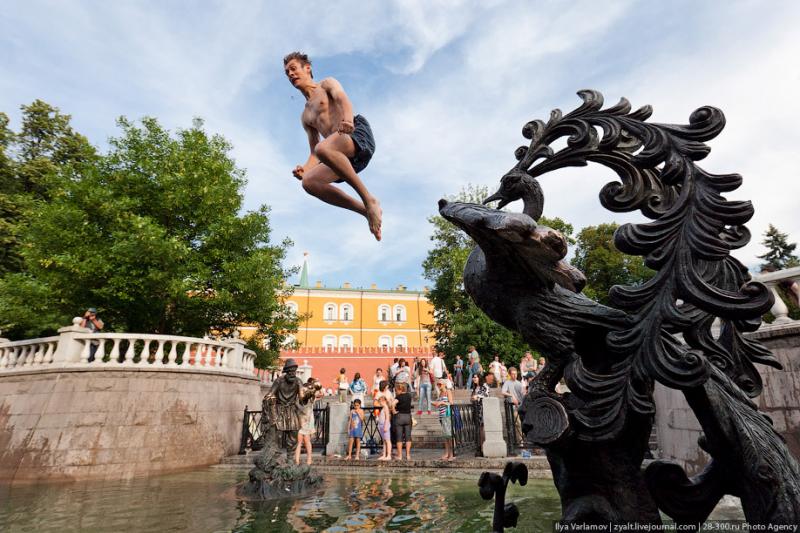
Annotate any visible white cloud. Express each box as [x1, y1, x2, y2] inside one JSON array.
[[2, 0, 799, 289]]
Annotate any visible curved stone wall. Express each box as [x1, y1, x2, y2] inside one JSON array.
[[0, 368, 261, 483], [654, 323, 800, 473]]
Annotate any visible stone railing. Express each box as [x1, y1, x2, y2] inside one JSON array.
[[0, 318, 255, 375], [753, 265, 800, 325], [0, 336, 60, 368]]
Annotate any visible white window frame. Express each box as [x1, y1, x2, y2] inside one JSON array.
[[340, 303, 354, 322], [378, 304, 391, 322], [394, 335, 407, 350], [322, 335, 337, 351], [323, 303, 338, 321], [378, 335, 392, 349], [393, 304, 407, 322], [285, 301, 298, 316], [339, 335, 353, 350]]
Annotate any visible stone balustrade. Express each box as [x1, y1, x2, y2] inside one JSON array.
[[0, 317, 255, 376], [753, 265, 800, 325], [0, 336, 59, 369]]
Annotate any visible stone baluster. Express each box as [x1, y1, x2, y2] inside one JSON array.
[[154, 339, 165, 365], [43, 342, 55, 364], [8, 346, 19, 368], [32, 343, 45, 366], [768, 282, 793, 325], [109, 338, 121, 363], [19, 345, 31, 366], [94, 338, 107, 362], [121, 339, 136, 366], [167, 341, 178, 367], [79, 339, 92, 364], [139, 339, 151, 365], [198, 343, 207, 366], [0, 345, 8, 368]]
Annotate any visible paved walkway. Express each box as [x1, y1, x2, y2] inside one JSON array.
[[218, 449, 553, 477]]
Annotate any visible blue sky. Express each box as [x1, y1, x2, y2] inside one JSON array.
[[2, 1, 799, 290]]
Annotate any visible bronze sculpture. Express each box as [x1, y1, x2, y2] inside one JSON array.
[[443, 91, 800, 524], [237, 358, 323, 499]]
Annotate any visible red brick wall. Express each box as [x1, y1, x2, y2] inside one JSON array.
[[279, 347, 435, 391]]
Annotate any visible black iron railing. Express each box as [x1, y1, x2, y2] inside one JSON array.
[[238, 402, 329, 455], [360, 406, 385, 455], [504, 401, 524, 455], [451, 402, 481, 456]]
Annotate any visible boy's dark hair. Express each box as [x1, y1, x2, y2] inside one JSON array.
[[353, 398, 361, 406], [354, 372, 361, 380], [283, 51, 312, 78], [340, 367, 346, 374]]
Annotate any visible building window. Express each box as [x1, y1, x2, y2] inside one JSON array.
[[378, 304, 391, 322], [394, 335, 407, 350], [324, 303, 337, 321], [340, 304, 354, 322], [281, 334, 295, 347], [322, 335, 337, 351], [340, 335, 353, 350], [379, 335, 392, 349], [285, 302, 298, 316], [393, 305, 407, 322]]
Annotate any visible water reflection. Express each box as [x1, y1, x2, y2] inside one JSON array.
[[0, 467, 742, 533]]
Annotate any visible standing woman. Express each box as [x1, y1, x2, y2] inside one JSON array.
[[349, 372, 367, 405], [416, 358, 432, 415], [376, 380, 393, 461], [454, 355, 464, 389], [432, 379, 455, 461], [393, 382, 413, 460]]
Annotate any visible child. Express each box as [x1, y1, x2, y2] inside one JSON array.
[[432, 379, 454, 461], [345, 398, 365, 460], [376, 380, 393, 461], [295, 377, 323, 465]]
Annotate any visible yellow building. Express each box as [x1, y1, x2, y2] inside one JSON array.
[[283, 254, 435, 350]]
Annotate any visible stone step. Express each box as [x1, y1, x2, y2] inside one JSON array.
[[219, 452, 552, 472]]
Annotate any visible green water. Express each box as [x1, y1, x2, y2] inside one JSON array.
[[0, 468, 561, 532]]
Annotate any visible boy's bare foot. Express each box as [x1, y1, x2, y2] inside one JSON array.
[[365, 197, 382, 241]]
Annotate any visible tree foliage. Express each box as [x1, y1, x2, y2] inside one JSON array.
[[0, 103, 296, 367], [422, 184, 531, 367], [758, 224, 799, 271], [570, 222, 654, 304], [0, 101, 95, 275]]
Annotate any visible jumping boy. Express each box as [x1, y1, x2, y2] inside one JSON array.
[[283, 52, 382, 241]]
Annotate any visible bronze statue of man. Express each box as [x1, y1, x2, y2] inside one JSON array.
[[262, 358, 320, 447]]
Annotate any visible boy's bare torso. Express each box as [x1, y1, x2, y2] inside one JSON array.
[[302, 81, 346, 138]]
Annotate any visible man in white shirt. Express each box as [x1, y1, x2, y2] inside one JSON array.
[[389, 358, 400, 379], [430, 351, 446, 380]]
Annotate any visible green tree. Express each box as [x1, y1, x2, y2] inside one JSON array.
[[0, 101, 95, 275], [422, 185, 535, 367], [570, 223, 654, 304], [0, 113, 296, 367], [758, 224, 799, 271]]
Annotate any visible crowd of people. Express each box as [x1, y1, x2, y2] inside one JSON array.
[[332, 348, 550, 461]]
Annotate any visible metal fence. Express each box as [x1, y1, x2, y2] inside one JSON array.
[[451, 402, 481, 456], [359, 406, 386, 455], [504, 400, 524, 455], [238, 402, 330, 455]]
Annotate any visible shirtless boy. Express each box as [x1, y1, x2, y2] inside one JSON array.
[[284, 52, 382, 240]]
